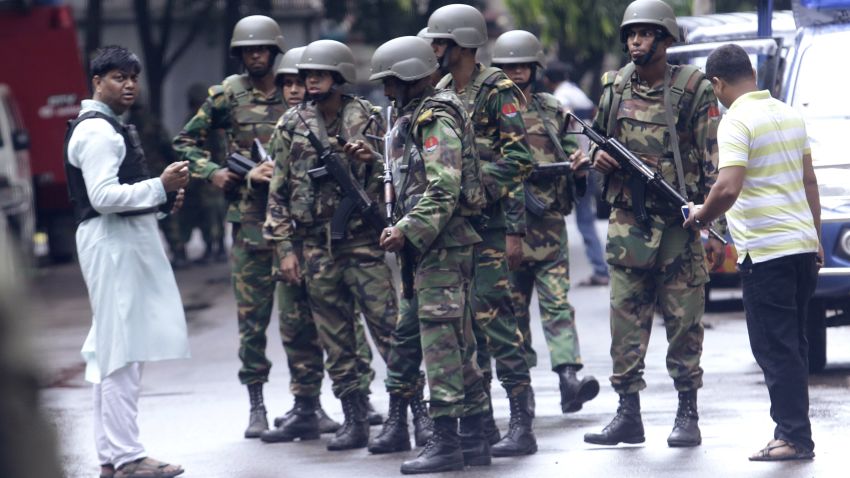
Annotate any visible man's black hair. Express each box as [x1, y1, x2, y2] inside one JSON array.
[[705, 44, 753, 84], [90, 45, 142, 80]]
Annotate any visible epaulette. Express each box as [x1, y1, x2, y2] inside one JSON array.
[[208, 84, 225, 98], [601, 70, 617, 88], [415, 108, 435, 126], [493, 78, 514, 91], [534, 92, 562, 113]]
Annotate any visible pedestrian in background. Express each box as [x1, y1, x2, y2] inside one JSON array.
[[65, 45, 189, 478], [686, 43, 822, 461]]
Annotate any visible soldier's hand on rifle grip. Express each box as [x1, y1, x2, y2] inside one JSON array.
[[211, 168, 240, 191], [161, 161, 190, 192], [379, 227, 405, 252], [343, 139, 376, 163], [570, 150, 590, 178], [592, 150, 620, 175], [248, 161, 274, 184], [280, 253, 301, 284], [506, 234, 523, 271], [170, 188, 186, 215]]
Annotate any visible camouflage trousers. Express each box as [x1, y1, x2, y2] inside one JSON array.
[[510, 239, 582, 371], [606, 209, 708, 395], [471, 227, 532, 396], [404, 244, 489, 418], [278, 252, 375, 398], [302, 240, 396, 398]]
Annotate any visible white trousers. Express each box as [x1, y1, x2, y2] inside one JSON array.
[[93, 362, 147, 468]]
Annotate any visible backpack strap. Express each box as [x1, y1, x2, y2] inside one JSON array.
[[469, 66, 504, 115], [663, 64, 704, 198], [605, 62, 635, 136], [531, 93, 569, 163]]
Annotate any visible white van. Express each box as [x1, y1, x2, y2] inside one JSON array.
[[0, 84, 35, 260]]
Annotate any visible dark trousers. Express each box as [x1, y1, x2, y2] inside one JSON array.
[[739, 252, 817, 451]]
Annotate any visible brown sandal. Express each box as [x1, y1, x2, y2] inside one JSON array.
[[115, 457, 184, 478], [749, 439, 815, 461], [100, 464, 115, 478]]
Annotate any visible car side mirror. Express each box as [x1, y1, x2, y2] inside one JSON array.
[[12, 130, 30, 151]]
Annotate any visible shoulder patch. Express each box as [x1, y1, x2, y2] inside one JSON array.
[[416, 108, 435, 126], [501, 102, 518, 118], [423, 135, 439, 153]]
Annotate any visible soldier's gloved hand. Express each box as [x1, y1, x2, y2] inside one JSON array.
[[506, 233, 523, 271], [170, 188, 186, 215], [380, 227, 405, 252], [248, 161, 274, 184], [343, 140, 376, 163], [570, 150, 590, 178], [705, 237, 726, 271], [592, 150, 620, 175], [211, 168, 240, 191], [160, 161, 190, 192], [281, 253, 301, 284]]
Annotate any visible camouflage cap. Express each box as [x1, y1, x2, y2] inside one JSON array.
[[230, 15, 286, 56], [297, 39, 357, 83], [276, 46, 305, 77], [620, 0, 680, 42], [423, 4, 487, 48], [370, 36, 438, 82], [492, 30, 545, 67]]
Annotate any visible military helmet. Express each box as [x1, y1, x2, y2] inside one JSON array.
[[491, 30, 545, 67], [230, 15, 286, 56], [369, 36, 438, 82], [297, 39, 357, 83], [276, 46, 305, 77], [423, 4, 487, 48], [620, 0, 680, 42]]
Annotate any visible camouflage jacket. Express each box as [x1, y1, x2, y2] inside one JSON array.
[[391, 89, 483, 256], [172, 74, 285, 238], [520, 92, 584, 262], [593, 63, 723, 229], [438, 64, 534, 235], [264, 95, 384, 258]]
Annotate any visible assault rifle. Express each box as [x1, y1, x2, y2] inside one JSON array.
[[566, 112, 726, 244], [524, 161, 573, 217], [226, 138, 272, 177], [296, 112, 386, 241]]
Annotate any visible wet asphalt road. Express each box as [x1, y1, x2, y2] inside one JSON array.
[[33, 220, 850, 478]]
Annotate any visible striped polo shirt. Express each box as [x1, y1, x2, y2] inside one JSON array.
[[717, 90, 818, 264]]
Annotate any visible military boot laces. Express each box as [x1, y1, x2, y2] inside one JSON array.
[[400, 416, 464, 475], [557, 365, 601, 413], [410, 392, 434, 447], [583, 393, 645, 445], [244, 383, 269, 439], [327, 392, 369, 451], [491, 389, 538, 457], [260, 396, 320, 443], [368, 394, 411, 454], [459, 413, 492, 467], [667, 390, 701, 447]]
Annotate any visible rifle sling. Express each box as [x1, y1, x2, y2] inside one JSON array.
[[532, 95, 570, 163], [662, 66, 689, 199]]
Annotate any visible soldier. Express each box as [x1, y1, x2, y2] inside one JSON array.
[[366, 35, 491, 474], [491, 30, 601, 414], [260, 46, 381, 443], [172, 15, 286, 439], [582, 0, 726, 448], [265, 39, 397, 451], [423, 4, 537, 457]]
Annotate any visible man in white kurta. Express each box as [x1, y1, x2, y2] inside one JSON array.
[[66, 45, 190, 478]]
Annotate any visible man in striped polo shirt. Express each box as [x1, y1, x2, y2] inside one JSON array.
[[685, 44, 823, 461]]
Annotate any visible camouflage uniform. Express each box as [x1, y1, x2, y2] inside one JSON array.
[[265, 96, 396, 399], [172, 74, 285, 386], [385, 88, 489, 418], [438, 64, 534, 396], [593, 63, 725, 394], [509, 92, 585, 371]]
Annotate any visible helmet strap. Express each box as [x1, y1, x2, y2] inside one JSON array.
[[632, 31, 664, 66], [439, 44, 453, 73]]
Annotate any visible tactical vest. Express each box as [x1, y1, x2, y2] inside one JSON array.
[[218, 74, 283, 155], [526, 92, 576, 216], [600, 63, 711, 211], [395, 90, 486, 219], [63, 111, 161, 224]]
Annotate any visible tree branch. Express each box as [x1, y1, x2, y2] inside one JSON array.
[[163, 0, 216, 75], [160, 0, 176, 54]]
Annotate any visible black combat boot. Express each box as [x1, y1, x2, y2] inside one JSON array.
[[556, 364, 600, 413], [368, 394, 411, 454], [327, 392, 369, 451], [410, 390, 434, 447], [400, 416, 464, 475], [366, 396, 384, 426], [260, 395, 320, 443], [170, 247, 190, 270], [583, 393, 645, 445], [491, 388, 537, 456], [459, 413, 492, 466], [481, 382, 501, 445], [273, 397, 341, 434], [244, 383, 268, 438], [667, 390, 701, 447]]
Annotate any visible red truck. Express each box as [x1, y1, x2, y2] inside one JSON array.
[[0, 2, 89, 262]]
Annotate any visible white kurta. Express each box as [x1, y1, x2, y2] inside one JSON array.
[[68, 100, 190, 384]]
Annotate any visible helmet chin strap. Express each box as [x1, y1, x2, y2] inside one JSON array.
[[308, 83, 339, 103], [439, 43, 453, 73], [626, 32, 664, 67]]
